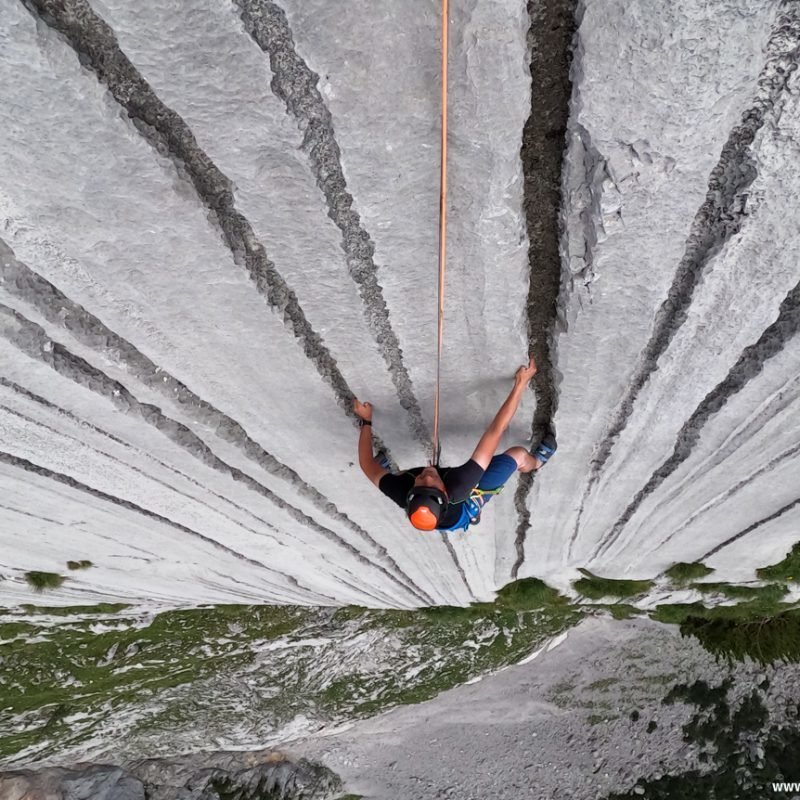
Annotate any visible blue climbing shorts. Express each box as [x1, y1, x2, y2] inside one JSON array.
[[439, 453, 518, 532]]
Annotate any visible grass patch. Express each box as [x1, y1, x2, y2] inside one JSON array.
[[607, 603, 640, 620], [66, 560, 93, 571], [757, 541, 800, 582], [24, 572, 65, 592], [17, 603, 130, 616], [494, 577, 571, 611], [665, 562, 714, 584], [573, 569, 654, 600], [690, 582, 788, 604], [651, 603, 707, 625]]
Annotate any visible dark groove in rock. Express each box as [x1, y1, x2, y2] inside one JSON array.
[[596, 280, 800, 558], [573, 5, 800, 552], [17, 0, 366, 441], [0, 303, 424, 605], [701, 495, 800, 560], [0, 239, 429, 603], [0, 450, 335, 604], [233, 0, 429, 449], [650, 439, 800, 558], [638, 372, 800, 542], [511, 472, 534, 580], [1, 382, 403, 607], [675, 438, 800, 547], [0, 402, 281, 544], [0, 377, 287, 538], [512, 0, 577, 578], [0, 501, 65, 526], [439, 532, 476, 601]]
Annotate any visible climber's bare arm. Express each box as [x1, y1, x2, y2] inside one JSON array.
[[470, 358, 537, 470], [354, 399, 388, 486]]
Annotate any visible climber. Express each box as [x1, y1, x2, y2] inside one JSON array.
[[354, 357, 557, 531]]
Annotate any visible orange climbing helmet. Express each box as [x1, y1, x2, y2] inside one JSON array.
[[406, 487, 448, 531]]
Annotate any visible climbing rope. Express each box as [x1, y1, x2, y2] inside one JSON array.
[[432, 0, 449, 467]]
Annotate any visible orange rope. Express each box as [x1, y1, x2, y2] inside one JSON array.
[[432, 0, 449, 466]]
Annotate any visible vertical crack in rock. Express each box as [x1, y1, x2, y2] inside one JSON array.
[[439, 532, 476, 601], [3, 379, 415, 599], [0, 304, 426, 606], [232, 0, 429, 450], [0, 500, 65, 526], [572, 4, 800, 550], [0, 241, 431, 604], [0, 451, 337, 605], [0, 377, 291, 538], [655, 440, 800, 554], [18, 0, 359, 425], [0, 401, 288, 544], [511, 0, 578, 578], [701, 495, 800, 560], [596, 280, 800, 558]]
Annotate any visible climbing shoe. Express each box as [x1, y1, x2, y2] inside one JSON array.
[[531, 430, 557, 466]]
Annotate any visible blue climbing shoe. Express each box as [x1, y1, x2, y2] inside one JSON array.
[[531, 431, 557, 466]]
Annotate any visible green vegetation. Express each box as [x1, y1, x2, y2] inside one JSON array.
[[606, 603, 639, 620], [651, 582, 791, 624], [7, 565, 800, 767], [605, 679, 800, 799], [689, 582, 788, 603], [757, 541, 800, 582], [18, 603, 130, 616], [23, 572, 65, 592], [494, 577, 571, 610], [318, 579, 582, 715], [0, 578, 582, 763], [0, 604, 312, 760], [664, 561, 714, 584], [66, 560, 93, 571], [680, 610, 800, 665], [573, 569, 654, 600], [650, 581, 800, 664], [650, 602, 706, 625]]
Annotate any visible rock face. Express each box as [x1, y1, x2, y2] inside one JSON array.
[[0, 0, 798, 608], [0, 751, 341, 800]]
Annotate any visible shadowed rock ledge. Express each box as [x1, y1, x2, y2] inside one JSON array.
[[0, 750, 343, 800]]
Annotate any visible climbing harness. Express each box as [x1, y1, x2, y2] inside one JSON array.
[[431, 0, 449, 467], [440, 486, 506, 533]]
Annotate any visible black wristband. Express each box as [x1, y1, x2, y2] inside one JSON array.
[[359, 419, 372, 427]]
